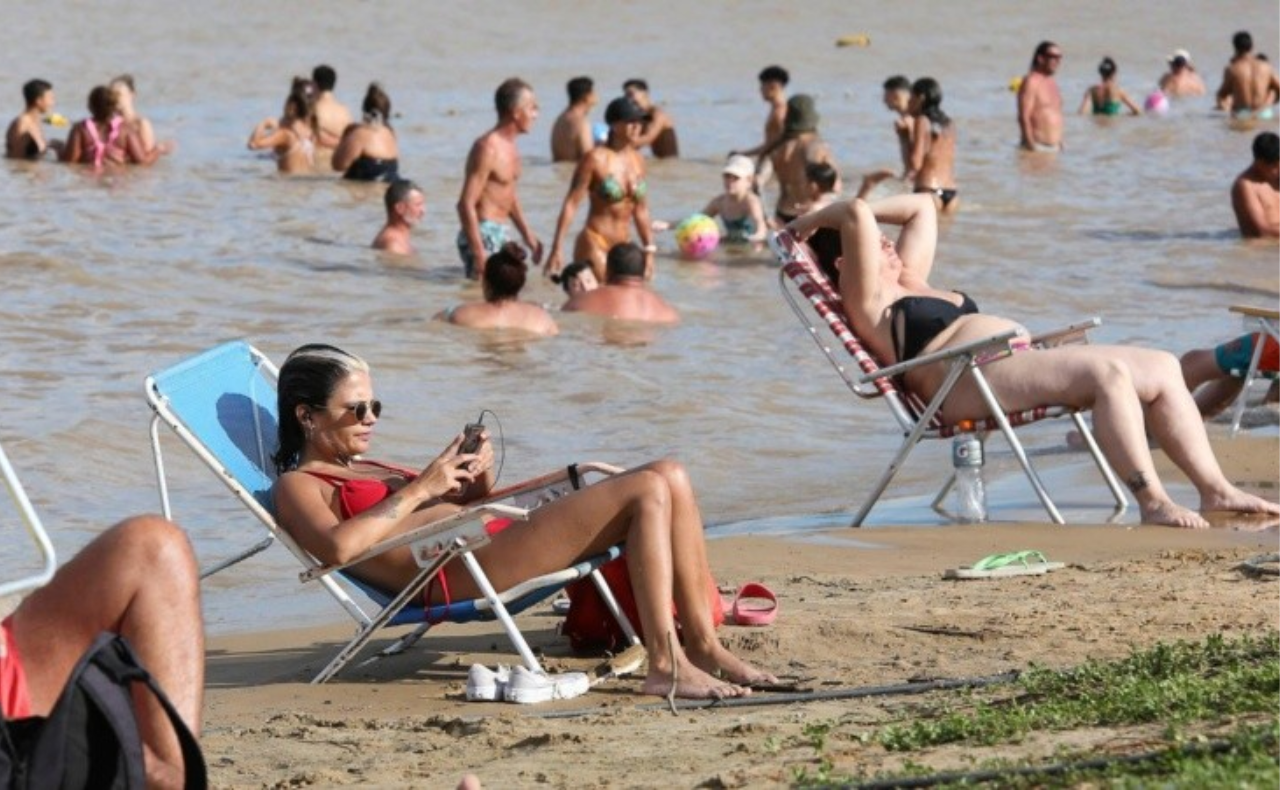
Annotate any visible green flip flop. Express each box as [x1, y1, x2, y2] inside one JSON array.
[[944, 550, 1066, 580]]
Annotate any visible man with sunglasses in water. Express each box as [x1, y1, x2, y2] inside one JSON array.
[[1017, 41, 1065, 152]]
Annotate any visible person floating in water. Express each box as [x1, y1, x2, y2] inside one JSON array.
[[372, 179, 426, 255]]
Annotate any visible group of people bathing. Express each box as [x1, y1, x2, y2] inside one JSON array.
[[4, 75, 172, 166]]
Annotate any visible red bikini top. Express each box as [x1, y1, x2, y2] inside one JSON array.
[[301, 460, 416, 519]]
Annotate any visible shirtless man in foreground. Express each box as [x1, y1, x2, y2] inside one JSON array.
[[1017, 41, 1065, 151], [623, 79, 679, 158], [1215, 31, 1280, 119], [372, 179, 426, 255], [1231, 131, 1279, 239], [311, 64, 353, 150], [550, 76, 597, 163], [456, 78, 543, 280], [5, 79, 63, 159], [562, 242, 678, 324], [769, 93, 836, 224]]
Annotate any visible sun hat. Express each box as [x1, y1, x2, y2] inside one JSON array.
[[784, 94, 819, 135], [722, 154, 755, 179]]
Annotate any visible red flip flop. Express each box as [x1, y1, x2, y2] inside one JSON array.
[[729, 582, 778, 626]]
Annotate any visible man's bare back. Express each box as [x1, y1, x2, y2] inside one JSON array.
[[1218, 56, 1280, 114], [551, 105, 593, 162], [313, 93, 353, 149], [771, 135, 832, 220], [563, 280, 678, 324], [5, 113, 46, 159]]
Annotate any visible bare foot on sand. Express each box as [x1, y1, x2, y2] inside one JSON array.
[[1141, 499, 1210, 529], [688, 643, 779, 687], [642, 656, 749, 700], [1201, 487, 1280, 518]]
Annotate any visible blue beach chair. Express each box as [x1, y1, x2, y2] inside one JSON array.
[[144, 340, 637, 683]]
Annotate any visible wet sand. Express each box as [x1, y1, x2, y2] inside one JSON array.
[[199, 433, 1278, 788]]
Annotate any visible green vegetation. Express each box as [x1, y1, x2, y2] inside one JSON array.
[[792, 633, 1280, 788]]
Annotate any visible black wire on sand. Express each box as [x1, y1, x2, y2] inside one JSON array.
[[534, 671, 1020, 720]]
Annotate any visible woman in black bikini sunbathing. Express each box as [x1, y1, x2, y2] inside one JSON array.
[[270, 344, 774, 699], [785, 194, 1280, 529]]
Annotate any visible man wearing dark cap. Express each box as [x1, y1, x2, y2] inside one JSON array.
[[768, 93, 835, 224], [623, 79, 678, 158]]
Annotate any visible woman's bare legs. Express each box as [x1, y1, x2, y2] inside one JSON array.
[[13, 516, 204, 790], [941, 345, 1279, 527], [462, 461, 758, 698], [644, 460, 776, 687]]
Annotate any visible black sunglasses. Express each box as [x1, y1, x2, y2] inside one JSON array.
[[318, 399, 383, 421]]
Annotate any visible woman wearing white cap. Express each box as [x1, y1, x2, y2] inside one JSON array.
[[1160, 49, 1206, 98]]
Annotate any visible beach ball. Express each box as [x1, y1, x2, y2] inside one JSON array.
[[674, 214, 720, 260], [1144, 90, 1170, 115]]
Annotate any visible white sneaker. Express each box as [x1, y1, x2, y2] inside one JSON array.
[[502, 666, 590, 704], [465, 664, 511, 701]]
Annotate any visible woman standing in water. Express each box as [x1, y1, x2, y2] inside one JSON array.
[[905, 78, 959, 214], [544, 96, 656, 281]]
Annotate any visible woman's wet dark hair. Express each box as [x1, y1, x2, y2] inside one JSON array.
[[483, 242, 529, 302], [87, 85, 118, 124], [1098, 57, 1117, 79], [363, 83, 391, 127], [911, 77, 950, 129], [273, 344, 369, 474]]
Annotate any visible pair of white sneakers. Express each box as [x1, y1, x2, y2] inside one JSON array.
[[465, 664, 590, 704]]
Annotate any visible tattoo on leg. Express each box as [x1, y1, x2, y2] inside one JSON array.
[[1125, 471, 1150, 494]]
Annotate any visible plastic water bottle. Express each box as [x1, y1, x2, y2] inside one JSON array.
[[951, 435, 987, 522]]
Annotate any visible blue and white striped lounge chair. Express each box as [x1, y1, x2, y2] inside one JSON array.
[[144, 340, 637, 683]]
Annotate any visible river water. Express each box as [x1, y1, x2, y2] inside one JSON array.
[[1, 1, 1276, 632]]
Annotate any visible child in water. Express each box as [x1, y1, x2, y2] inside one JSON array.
[[699, 155, 768, 244]]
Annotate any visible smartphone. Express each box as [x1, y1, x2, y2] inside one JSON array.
[[459, 413, 485, 456]]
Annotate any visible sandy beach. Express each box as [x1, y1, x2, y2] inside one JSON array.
[[198, 433, 1279, 788]]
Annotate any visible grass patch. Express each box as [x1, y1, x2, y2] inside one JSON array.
[[792, 633, 1280, 788], [878, 632, 1278, 751]]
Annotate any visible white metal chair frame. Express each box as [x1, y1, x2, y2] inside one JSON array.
[[1226, 304, 1280, 437], [0, 441, 58, 599]]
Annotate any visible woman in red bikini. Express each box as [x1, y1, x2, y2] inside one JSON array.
[[270, 344, 773, 700], [785, 193, 1280, 529]]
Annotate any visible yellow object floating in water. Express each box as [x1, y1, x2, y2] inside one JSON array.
[[45, 113, 69, 127], [836, 33, 871, 48], [1008, 76, 1023, 93]]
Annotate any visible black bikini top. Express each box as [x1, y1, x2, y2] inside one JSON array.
[[889, 292, 980, 363]]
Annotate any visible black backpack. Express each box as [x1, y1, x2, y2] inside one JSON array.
[[0, 632, 206, 789]]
